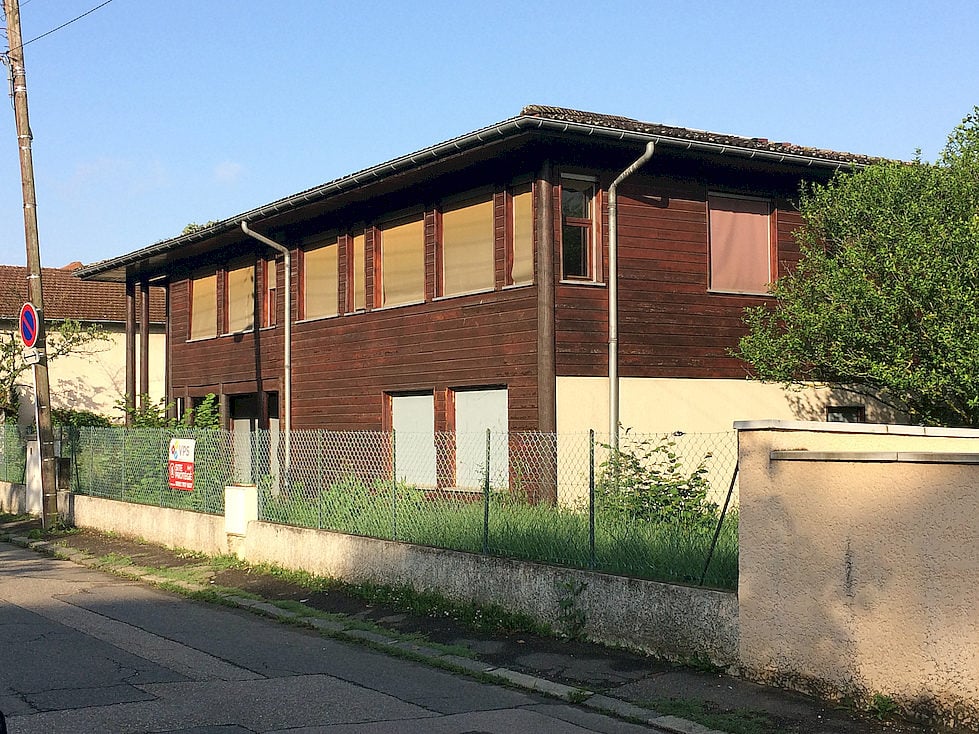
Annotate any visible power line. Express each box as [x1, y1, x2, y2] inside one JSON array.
[[3, 0, 114, 53]]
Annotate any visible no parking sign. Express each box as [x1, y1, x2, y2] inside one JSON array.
[[19, 302, 38, 348]]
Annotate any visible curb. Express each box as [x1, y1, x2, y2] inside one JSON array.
[[2, 533, 727, 734]]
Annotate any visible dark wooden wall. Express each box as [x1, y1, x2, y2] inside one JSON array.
[[165, 142, 827, 432], [553, 165, 807, 380]]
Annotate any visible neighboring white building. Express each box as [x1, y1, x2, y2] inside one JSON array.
[[0, 262, 166, 424]]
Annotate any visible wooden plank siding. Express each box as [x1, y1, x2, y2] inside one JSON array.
[[166, 148, 819, 434], [169, 201, 541, 433], [554, 169, 804, 379]]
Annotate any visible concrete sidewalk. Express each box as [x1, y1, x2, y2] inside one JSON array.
[[1, 524, 939, 734]]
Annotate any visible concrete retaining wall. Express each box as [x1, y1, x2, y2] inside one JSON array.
[[66, 493, 737, 666], [70, 495, 227, 556], [737, 420, 979, 730], [0, 480, 27, 514], [244, 521, 738, 665]]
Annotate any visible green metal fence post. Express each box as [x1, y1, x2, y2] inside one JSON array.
[[317, 430, 324, 530], [482, 428, 491, 555], [589, 429, 596, 569], [159, 429, 166, 507], [88, 428, 94, 495], [391, 429, 398, 541]]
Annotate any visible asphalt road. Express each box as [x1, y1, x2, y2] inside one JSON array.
[[0, 542, 661, 734]]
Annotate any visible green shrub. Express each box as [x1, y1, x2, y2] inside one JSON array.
[[597, 431, 718, 530]]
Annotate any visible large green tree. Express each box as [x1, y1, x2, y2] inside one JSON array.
[[739, 109, 979, 427]]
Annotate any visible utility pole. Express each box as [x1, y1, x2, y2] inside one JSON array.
[[3, 0, 59, 528]]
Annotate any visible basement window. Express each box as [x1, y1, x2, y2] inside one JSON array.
[[826, 405, 867, 423]]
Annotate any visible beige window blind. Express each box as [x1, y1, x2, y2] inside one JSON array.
[[226, 265, 255, 333], [380, 219, 425, 307], [190, 274, 217, 340], [708, 195, 772, 294], [442, 198, 494, 296], [351, 233, 366, 311], [304, 241, 339, 319], [510, 188, 534, 285]]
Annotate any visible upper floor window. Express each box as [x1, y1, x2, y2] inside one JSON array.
[[441, 195, 494, 297], [226, 264, 255, 333], [708, 193, 774, 295], [378, 218, 425, 307], [508, 185, 534, 286], [189, 274, 217, 340], [262, 258, 277, 328], [303, 238, 339, 319], [349, 232, 367, 312], [560, 176, 598, 281]]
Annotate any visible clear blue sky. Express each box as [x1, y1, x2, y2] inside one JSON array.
[[1, 0, 977, 269]]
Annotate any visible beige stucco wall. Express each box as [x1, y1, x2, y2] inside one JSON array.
[[11, 324, 165, 423], [737, 421, 979, 729], [553, 377, 901, 506], [556, 377, 899, 436]]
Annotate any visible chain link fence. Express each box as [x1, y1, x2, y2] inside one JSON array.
[[74, 427, 234, 514], [0, 423, 27, 485], [70, 426, 739, 588]]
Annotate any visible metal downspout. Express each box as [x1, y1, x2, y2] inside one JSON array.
[[608, 141, 656, 449], [240, 222, 292, 476]]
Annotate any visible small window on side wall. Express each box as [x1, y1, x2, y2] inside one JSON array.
[[561, 176, 598, 281], [708, 193, 773, 295], [826, 405, 866, 423]]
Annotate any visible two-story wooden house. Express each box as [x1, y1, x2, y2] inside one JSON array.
[[76, 106, 888, 493]]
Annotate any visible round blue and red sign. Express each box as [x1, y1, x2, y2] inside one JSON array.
[[19, 302, 38, 348]]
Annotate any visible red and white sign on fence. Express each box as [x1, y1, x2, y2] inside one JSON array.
[[167, 438, 196, 491]]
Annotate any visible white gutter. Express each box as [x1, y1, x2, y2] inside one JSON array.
[[240, 222, 292, 475], [608, 142, 656, 448]]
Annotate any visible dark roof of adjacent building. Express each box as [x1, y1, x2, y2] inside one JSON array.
[[0, 263, 165, 323], [76, 105, 882, 282]]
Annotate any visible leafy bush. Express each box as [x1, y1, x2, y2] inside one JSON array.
[[597, 431, 718, 530], [119, 393, 220, 429], [52, 408, 113, 428]]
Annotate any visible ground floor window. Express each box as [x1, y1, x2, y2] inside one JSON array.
[[389, 392, 436, 487], [453, 387, 508, 489]]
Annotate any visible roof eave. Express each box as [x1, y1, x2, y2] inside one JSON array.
[[75, 114, 866, 281]]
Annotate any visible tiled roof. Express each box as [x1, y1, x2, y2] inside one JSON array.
[[520, 105, 881, 165], [0, 263, 165, 323]]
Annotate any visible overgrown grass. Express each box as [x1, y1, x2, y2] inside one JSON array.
[[262, 483, 738, 589]]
